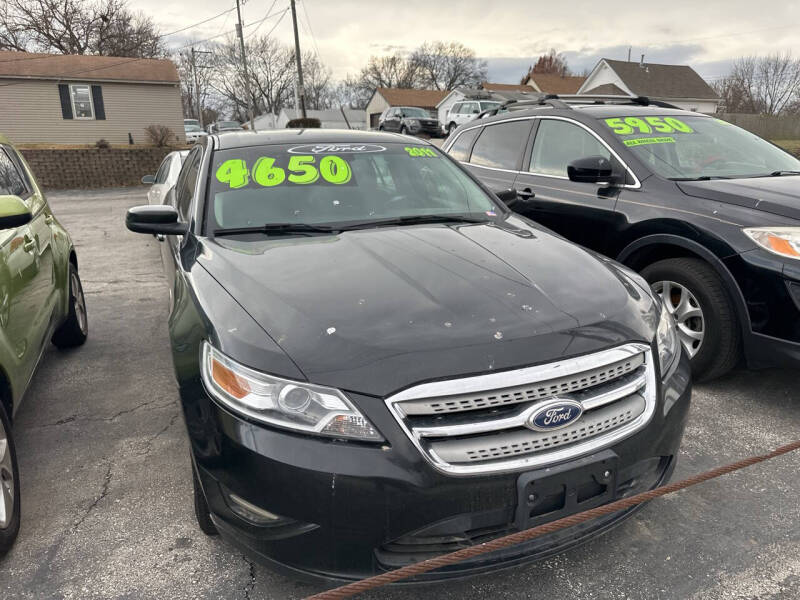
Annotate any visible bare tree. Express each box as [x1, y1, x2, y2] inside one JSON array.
[[410, 41, 487, 90], [357, 52, 421, 90], [175, 48, 216, 120], [0, 0, 163, 57], [298, 50, 332, 110], [715, 54, 800, 115], [520, 49, 570, 83]]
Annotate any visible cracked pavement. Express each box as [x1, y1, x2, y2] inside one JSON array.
[[0, 187, 797, 599]]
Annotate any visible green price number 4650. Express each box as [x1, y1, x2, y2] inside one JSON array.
[[216, 155, 352, 189], [604, 117, 694, 135]]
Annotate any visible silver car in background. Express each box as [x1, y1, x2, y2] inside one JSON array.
[[141, 150, 189, 205]]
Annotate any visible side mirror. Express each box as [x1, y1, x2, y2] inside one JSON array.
[[141, 174, 155, 185], [472, 109, 480, 114], [0, 195, 33, 230], [567, 156, 618, 184], [494, 188, 520, 204], [125, 205, 188, 235]]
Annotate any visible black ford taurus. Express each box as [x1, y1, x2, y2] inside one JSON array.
[[125, 129, 691, 583]]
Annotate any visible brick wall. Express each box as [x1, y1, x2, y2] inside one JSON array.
[[19, 147, 183, 189]]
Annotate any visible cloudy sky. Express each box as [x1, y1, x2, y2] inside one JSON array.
[[146, 0, 800, 83]]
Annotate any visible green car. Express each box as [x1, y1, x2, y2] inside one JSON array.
[[0, 135, 88, 555]]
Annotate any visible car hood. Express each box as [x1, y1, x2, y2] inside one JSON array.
[[196, 220, 655, 397], [677, 176, 800, 221]]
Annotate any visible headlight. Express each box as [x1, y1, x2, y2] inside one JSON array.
[[656, 302, 680, 376], [407, 119, 420, 126], [744, 227, 800, 260], [200, 343, 383, 441]]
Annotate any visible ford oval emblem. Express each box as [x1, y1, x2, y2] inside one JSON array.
[[527, 399, 583, 432]]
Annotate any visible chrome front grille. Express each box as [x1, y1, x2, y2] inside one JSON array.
[[385, 343, 656, 475]]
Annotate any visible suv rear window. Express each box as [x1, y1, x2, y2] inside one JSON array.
[[470, 121, 530, 170], [448, 128, 480, 162]]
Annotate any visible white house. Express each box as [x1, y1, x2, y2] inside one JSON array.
[[578, 58, 720, 113], [275, 108, 367, 130]]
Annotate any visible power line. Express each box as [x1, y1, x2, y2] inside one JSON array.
[[0, 8, 291, 88], [245, 0, 279, 39], [159, 7, 237, 39], [298, 0, 322, 61]]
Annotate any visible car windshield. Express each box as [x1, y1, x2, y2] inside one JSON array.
[[400, 108, 429, 118], [219, 121, 241, 129], [480, 101, 501, 110], [185, 125, 202, 132], [206, 142, 499, 232], [602, 115, 800, 179]]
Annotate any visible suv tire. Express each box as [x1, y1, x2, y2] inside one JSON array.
[[0, 402, 20, 556], [641, 257, 740, 381], [192, 465, 218, 536], [448, 122, 457, 135], [52, 263, 88, 348]]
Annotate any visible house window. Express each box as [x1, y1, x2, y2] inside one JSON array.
[[70, 84, 95, 119]]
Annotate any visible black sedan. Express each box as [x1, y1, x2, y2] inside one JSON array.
[[445, 99, 800, 380], [125, 129, 691, 583]]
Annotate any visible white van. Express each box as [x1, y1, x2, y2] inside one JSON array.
[[441, 100, 502, 135]]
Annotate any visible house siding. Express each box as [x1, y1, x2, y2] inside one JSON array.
[[365, 93, 390, 129], [0, 79, 184, 145]]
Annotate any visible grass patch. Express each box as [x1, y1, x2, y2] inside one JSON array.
[[772, 140, 800, 155]]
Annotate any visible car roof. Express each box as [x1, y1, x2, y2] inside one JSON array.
[[477, 103, 711, 125], [213, 128, 425, 149]]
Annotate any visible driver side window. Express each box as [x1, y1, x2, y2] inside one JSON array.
[[529, 119, 612, 177]]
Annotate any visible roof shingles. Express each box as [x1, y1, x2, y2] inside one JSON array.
[[0, 51, 179, 84], [603, 59, 718, 100], [375, 87, 448, 108]]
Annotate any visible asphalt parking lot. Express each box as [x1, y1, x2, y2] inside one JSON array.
[[0, 186, 798, 599]]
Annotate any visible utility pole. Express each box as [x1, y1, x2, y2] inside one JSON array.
[[289, 0, 307, 118], [235, 0, 255, 129], [190, 48, 211, 129]]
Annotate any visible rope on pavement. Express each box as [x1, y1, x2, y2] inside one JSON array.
[[306, 439, 800, 599]]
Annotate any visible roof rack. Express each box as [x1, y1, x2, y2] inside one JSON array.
[[477, 94, 681, 119]]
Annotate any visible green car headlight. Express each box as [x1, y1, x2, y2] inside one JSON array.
[[200, 342, 383, 441]]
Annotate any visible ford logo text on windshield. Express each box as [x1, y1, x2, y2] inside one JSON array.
[[288, 144, 386, 154]]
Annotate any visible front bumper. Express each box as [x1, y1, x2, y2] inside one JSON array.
[[183, 351, 691, 583], [725, 249, 800, 368], [406, 122, 442, 137]]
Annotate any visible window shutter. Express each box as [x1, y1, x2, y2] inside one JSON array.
[[58, 84, 73, 119], [91, 85, 106, 120]]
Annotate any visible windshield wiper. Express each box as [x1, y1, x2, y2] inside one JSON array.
[[213, 223, 339, 237], [341, 214, 491, 230], [669, 175, 732, 181], [768, 170, 800, 176]]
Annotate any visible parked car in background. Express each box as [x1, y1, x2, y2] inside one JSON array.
[[184, 119, 200, 128], [184, 124, 207, 143], [141, 150, 189, 205], [0, 135, 88, 555], [378, 106, 440, 137], [125, 129, 690, 582], [442, 100, 502, 136], [444, 96, 800, 380], [207, 121, 243, 134]]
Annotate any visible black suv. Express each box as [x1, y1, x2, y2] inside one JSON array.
[[378, 106, 441, 137], [444, 97, 800, 380]]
